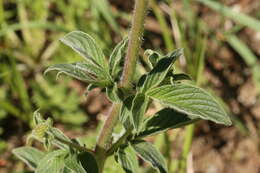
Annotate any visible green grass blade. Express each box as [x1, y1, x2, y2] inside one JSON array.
[[0, 22, 69, 37], [225, 34, 257, 66], [196, 0, 260, 31]]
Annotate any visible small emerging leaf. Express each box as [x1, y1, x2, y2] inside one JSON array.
[[12, 147, 45, 170], [131, 140, 167, 173], [144, 49, 163, 68], [147, 83, 232, 125], [140, 48, 183, 93], [116, 145, 139, 173], [137, 108, 197, 138], [48, 127, 72, 150]]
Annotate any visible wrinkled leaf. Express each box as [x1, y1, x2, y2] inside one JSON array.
[[130, 93, 149, 132], [64, 153, 87, 173], [116, 145, 139, 173], [131, 140, 167, 173], [60, 31, 109, 70], [137, 108, 197, 138], [109, 38, 128, 79], [12, 147, 45, 170], [147, 83, 232, 125], [45, 63, 111, 86], [35, 150, 67, 173], [48, 127, 72, 150], [140, 49, 183, 93], [45, 63, 96, 82]]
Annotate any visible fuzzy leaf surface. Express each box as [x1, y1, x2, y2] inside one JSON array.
[[119, 95, 134, 130], [48, 127, 72, 149], [116, 145, 139, 173], [131, 140, 167, 173], [12, 147, 45, 170], [130, 93, 149, 132], [137, 108, 197, 138], [64, 153, 87, 173], [147, 83, 232, 125], [109, 38, 128, 79], [45, 63, 111, 86], [35, 150, 67, 173], [60, 31, 109, 70]]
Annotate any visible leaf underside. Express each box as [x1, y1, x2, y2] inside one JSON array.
[[116, 145, 139, 173], [131, 140, 167, 173], [138, 108, 198, 138]]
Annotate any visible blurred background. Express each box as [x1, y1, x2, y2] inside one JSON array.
[[0, 0, 259, 172]]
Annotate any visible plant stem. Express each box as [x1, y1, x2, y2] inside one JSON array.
[[95, 103, 121, 172], [120, 0, 149, 91], [54, 136, 94, 153], [107, 128, 133, 156], [95, 0, 149, 172]]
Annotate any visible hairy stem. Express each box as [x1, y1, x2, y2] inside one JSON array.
[[120, 0, 149, 91], [95, 103, 121, 172], [95, 0, 149, 172], [107, 128, 133, 156]]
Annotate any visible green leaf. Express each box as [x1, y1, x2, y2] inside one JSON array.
[[106, 83, 120, 102], [140, 49, 183, 93], [35, 150, 67, 173], [147, 83, 232, 125], [137, 108, 197, 138], [64, 153, 87, 173], [171, 73, 192, 81], [119, 95, 134, 130], [48, 127, 72, 150], [45, 63, 111, 86], [109, 38, 128, 79], [144, 49, 163, 68], [77, 152, 99, 173], [60, 31, 109, 70], [116, 145, 139, 173], [131, 140, 167, 173], [12, 147, 45, 170], [130, 93, 149, 132]]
